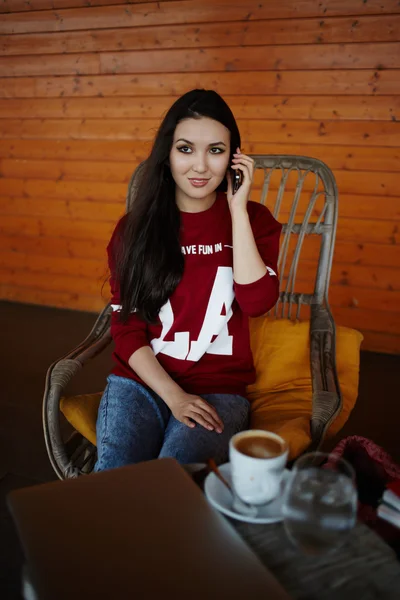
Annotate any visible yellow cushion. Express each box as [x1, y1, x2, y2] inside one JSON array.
[[60, 392, 102, 446], [60, 319, 363, 460], [247, 318, 363, 460]]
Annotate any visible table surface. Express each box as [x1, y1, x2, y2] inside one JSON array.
[[230, 518, 400, 600], [190, 464, 400, 599]]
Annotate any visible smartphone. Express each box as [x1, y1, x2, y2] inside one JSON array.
[[232, 168, 242, 194]]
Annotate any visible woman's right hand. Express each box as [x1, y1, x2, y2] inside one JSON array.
[[168, 392, 224, 433]]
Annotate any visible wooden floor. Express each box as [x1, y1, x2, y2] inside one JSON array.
[[0, 300, 399, 599]]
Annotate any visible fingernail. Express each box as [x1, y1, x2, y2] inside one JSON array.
[[208, 425, 213, 430]]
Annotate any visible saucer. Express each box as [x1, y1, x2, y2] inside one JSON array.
[[204, 462, 291, 524]]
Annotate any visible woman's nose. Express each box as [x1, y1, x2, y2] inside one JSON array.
[[193, 155, 208, 173]]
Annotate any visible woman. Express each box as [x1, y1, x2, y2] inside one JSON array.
[[95, 89, 282, 471]]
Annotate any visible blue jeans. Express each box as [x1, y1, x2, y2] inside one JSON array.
[[94, 374, 250, 471]]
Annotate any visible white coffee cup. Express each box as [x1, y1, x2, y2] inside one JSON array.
[[229, 430, 288, 505]]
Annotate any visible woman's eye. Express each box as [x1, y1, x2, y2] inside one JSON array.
[[177, 146, 192, 153], [176, 146, 224, 154]]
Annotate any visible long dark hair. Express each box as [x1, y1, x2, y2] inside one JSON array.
[[116, 89, 241, 323]]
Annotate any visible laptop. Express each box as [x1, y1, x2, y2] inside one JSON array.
[[8, 458, 290, 600]]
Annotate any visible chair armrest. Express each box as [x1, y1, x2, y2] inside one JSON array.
[[309, 304, 342, 450], [42, 303, 112, 479]]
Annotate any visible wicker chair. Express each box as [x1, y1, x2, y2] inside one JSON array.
[[43, 155, 342, 479]]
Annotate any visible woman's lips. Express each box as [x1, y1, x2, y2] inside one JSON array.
[[188, 178, 210, 187]]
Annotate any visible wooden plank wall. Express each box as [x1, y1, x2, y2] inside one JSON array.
[[0, 0, 399, 353]]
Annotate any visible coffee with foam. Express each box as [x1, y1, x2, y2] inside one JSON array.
[[234, 433, 285, 459], [230, 430, 289, 505]]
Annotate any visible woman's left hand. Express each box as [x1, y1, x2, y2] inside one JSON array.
[[227, 147, 255, 212]]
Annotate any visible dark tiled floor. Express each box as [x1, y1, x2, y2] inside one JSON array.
[[0, 301, 113, 600], [0, 300, 399, 599]]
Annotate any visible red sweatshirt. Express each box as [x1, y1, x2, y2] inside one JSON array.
[[108, 192, 282, 397]]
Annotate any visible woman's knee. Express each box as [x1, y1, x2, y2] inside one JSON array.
[[95, 375, 169, 471], [159, 394, 249, 465], [203, 393, 250, 434]]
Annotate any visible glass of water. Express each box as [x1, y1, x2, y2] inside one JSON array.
[[282, 452, 357, 556]]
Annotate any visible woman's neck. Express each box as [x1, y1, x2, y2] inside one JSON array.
[[176, 190, 217, 213]]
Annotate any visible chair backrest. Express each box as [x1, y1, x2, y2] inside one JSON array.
[[126, 155, 339, 321]]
